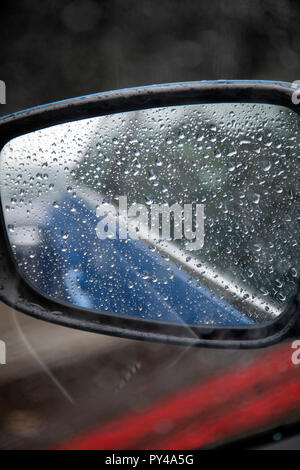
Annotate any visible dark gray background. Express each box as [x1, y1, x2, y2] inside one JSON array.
[[1, 0, 300, 116]]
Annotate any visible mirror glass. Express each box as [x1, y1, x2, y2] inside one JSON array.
[[1, 103, 299, 326]]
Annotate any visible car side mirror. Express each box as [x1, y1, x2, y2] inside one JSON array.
[[0, 80, 299, 348]]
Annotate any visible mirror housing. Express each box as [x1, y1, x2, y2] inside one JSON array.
[[0, 80, 299, 348]]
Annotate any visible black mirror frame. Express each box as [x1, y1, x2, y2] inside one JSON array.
[[0, 80, 299, 348]]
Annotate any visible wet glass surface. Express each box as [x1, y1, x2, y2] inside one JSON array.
[[1, 103, 299, 325]]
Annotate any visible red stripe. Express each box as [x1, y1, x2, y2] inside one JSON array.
[[146, 375, 300, 449], [55, 343, 300, 449]]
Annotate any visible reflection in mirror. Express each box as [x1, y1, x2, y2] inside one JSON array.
[[1, 103, 299, 326]]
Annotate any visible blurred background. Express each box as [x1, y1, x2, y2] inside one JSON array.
[[2, 0, 300, 116], [0, 0, 300, 450]]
